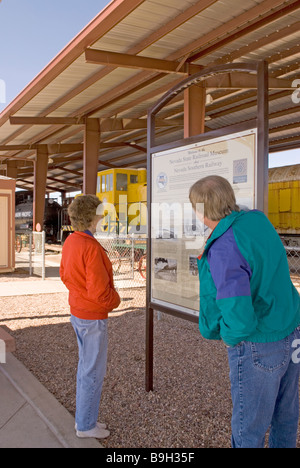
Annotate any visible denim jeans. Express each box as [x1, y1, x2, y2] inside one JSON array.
[[70, 315, 108, 432], [227, 327, 300, 448]]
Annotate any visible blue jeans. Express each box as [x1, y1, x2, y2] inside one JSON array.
[[70, 315, 108, 432], [227, 327, 300, 448]]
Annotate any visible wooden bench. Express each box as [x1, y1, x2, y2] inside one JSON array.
[[0, 327, 16, 353]]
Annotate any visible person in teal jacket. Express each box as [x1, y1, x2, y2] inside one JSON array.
[[189, 175, 300, 448]]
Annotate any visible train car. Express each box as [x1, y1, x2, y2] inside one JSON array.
[[97, 167, 147, 235], [268, 164, 300, 247], [60, 196, 76, 243], [15, 196, 62, 243]]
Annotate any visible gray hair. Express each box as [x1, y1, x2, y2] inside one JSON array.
[[68, 195, 102, 231], [189, 175, 240, 221]]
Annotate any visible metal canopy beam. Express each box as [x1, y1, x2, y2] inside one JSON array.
[[16, 178, 69, 193], [100, 117, 183, 132], [85, 51, 294, 89], [9, 116, 84, 126], [206, 73, 293, 90], [85, 48, 202, 75], [0, 143, 83, 153], [46, 176, 81, 189], [9, 116, 184, 130]]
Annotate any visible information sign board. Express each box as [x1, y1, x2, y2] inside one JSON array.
[[150, 129, 257, 316]]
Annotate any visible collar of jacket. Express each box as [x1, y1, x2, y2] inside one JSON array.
[[74, 230, 108, 252], [204, 210, 246, 254], [74, 230, 95, 239], [83, 229, 94, 237]]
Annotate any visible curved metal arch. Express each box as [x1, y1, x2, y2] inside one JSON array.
[[148, 61, 260, 117]]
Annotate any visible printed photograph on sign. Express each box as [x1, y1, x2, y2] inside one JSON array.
[[154, 257, 177, 283]]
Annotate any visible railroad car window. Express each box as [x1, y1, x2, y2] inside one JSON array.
[[116, 173, 127, 191], [97, 176, 100, 194], [101, 175, 106, 193], [107, 173, 113, 192], [130, 174, 138, 184]]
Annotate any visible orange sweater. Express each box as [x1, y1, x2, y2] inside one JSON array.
[[60, 231, 120, 320]]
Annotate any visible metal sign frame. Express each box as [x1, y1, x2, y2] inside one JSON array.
[[146, 61, 269, 391]]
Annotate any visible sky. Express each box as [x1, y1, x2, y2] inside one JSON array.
[[0, 0, 111, 107], [0, 0, 299, 170]]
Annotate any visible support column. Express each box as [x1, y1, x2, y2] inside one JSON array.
[[33, 145, 48, 231], [83, 118, 100, 195], [6, 161, 19, 179], [184, 80, 206, 138], [257, 60, 269, 214]]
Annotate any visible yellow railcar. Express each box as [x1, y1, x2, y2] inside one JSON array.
[[268, 164, 300, 246], [97, 168, 147, 234]]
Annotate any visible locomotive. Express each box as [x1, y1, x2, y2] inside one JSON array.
[[15, 192, 62, 243]]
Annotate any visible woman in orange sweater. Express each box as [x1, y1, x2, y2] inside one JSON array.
[[60, 195, 120, 440]]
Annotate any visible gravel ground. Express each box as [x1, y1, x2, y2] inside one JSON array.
[[0, 269, 299, 448]]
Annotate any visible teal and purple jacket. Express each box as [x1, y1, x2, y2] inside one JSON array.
[[197, 210, 300, 347]]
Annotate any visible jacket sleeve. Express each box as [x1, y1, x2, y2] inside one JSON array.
[[59, 261, 64, 283], [207, 228, 258, 347], [85, 245, 120, 312], [59, 253, 66, 285]]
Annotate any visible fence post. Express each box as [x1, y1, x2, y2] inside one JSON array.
[[131, 237, 135, 279], [42, 231, 46, 280], [29, 232, 33, 276]]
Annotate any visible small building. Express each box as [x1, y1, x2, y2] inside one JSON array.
[[0, 176, 16, 273]]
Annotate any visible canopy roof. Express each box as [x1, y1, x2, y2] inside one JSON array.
[[0, 0, 299, 192]]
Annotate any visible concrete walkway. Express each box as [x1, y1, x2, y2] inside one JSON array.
[[0, 354, 101, 448], [0, 279, 68, 297]]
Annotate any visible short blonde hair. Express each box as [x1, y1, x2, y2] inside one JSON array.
[[189, 175, 239, 221], [68, 195, 101, 231]]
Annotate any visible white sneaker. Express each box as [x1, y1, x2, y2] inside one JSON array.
[[76, 425, 110, 439], [75, 421, 107, 430]]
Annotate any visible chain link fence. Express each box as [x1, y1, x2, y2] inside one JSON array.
[[13, 231, 299, 302], [29, 231, 46, 280], [14, 232, 147, 304], [95, 235, 146, 308], [15, 231, 46, 279], [285, 246, 300, 292]]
